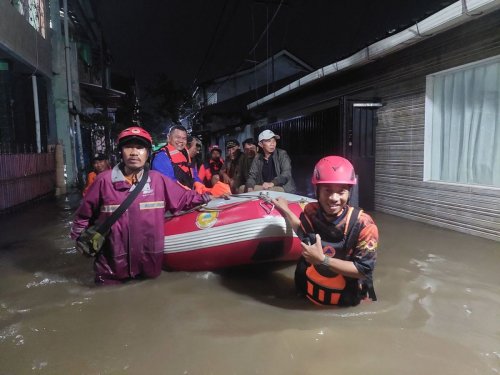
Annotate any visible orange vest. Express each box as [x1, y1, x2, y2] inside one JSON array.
[[301, 206, 362, 306], [161, 144, 198, 189], [166, 144, 190, 173], [83, 171, 97, 196], [206, 181, 231, 197]]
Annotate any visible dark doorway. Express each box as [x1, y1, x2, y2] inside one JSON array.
[[343, 100, 379, 211], [263, 106, 342, 197]]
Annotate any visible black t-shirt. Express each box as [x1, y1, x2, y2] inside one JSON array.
[[261, 154, 277, 183]]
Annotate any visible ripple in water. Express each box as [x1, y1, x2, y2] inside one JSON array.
[[26, 272, 69, 288]]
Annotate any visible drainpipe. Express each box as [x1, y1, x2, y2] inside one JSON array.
[[31, 75, 41, 153], [75, 114, 85, 174], [62, 0, 74, 114], [63, 0, 83, 180], [55, 143, 66, 195]]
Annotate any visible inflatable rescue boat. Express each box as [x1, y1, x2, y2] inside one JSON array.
[[163, 191, 316, 271]]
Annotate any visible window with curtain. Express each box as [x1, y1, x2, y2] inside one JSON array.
[[424, 56, 500, 188]]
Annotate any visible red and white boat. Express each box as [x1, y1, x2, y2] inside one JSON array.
[[163, 191, 316, 271]]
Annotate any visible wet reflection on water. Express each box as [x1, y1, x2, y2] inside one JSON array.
[[0, 196, 499, 374]]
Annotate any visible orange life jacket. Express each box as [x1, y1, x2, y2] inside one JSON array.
[[159, 145, 196, 189], [299, 206, 366, 306], [82, 171, 97, 196], [165, 144, 190, 173]]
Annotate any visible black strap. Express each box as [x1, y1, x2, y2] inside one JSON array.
[[164, 148, 195, 188], [366, 280, 377, 301], [344, 207, 377, 301], [95, 168, 149, 235], [344, 207, 362, 254]]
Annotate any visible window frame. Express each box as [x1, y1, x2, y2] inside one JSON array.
[[424, 54, 500, 190]]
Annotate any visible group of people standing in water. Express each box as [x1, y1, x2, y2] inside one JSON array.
[[71, 125, 378, 306]]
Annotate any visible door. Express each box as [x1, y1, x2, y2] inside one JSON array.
[[343, 100, 380, 211]]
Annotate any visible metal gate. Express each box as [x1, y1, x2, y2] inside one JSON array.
[[263, 106, 342, 196], [262, 100, 378, 208], [0, 152, 56, 212]]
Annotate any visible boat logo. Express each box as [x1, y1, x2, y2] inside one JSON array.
[[195, 211, 219, 229]]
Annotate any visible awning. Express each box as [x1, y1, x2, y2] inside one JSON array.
[[79, 82, 126, 108]]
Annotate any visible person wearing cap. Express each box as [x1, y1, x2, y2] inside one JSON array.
[[198, 144, 224, 187], [246, 130, 296, 193], [151, 125, 205, 193], [272, 156, 378, 306], [233, 138, 259, 193], [82, 153, 110, 196], [220, 139, 243, 193], [71, 127, 211, 285]]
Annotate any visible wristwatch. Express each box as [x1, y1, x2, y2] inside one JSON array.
[[321, 254, 330, 267]]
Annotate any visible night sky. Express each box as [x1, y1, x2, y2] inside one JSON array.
[[92, 0, 451, 91]]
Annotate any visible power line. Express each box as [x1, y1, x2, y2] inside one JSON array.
[[203, 0, 285, 104], [191, 0, 230, 89], [248, 0, 284, 57]]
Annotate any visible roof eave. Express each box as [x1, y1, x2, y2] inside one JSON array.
[[247, 0, 500, 110]]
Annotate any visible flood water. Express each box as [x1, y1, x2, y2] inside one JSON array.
[[0, 194, 499, 375]]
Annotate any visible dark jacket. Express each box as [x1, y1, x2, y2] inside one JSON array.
[[246, 148, 296, 193], [233, 154, 255, 189]]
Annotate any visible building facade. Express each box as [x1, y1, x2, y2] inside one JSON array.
[[247, 1, 500, 241], [0, 0, 123, 210], [192, 50, 313, 155], [0, 0, 53, 152]]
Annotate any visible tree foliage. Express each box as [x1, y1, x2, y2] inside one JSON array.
[[147, 74, 190, 122]]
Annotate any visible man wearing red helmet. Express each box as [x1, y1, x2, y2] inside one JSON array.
[[71, 127, 211, 285], [273, 156, 378, 306]]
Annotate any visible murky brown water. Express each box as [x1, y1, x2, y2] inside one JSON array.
[[0, 194, 499, 375]]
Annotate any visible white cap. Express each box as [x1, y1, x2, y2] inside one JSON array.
[[258, 129, 280, 142]]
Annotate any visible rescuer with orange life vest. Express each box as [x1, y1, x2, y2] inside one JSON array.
[[272, 156, 378, 306], [82, 153, 110, 196], [151, 125, 205, 193], [198, 144, 224, 187]]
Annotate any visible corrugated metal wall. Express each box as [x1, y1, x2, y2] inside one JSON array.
[[371, 12, 500, 241], [0, 153, 56, 212]]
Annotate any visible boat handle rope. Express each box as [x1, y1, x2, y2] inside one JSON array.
[[164, 203, 209, 220], [165, 196, 261, 219], [165, 192, 311, 219], [259, 200, 275, 214]]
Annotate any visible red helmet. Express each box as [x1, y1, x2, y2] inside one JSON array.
[[312, 156, 357, 185], [117, 127, 153, 148]]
